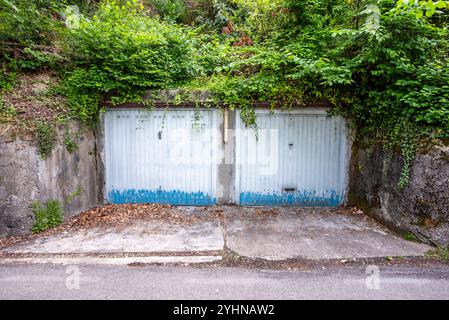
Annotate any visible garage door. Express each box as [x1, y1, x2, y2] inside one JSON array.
[[235, 109, 348, 206], [105, 108, 217, 205]]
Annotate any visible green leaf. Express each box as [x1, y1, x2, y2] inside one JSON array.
[[415, 9, 424, 18], [436, 1, 447, 8]]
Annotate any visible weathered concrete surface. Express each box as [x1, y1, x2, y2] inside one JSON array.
[[0, 123, 99, 238], [0, 207, 431, 264], [1, 219, 224, 254], [223, 207, 430, 260], [0, 137, 40, 237], [349, 142, 449, 246], [0, 256, 221, 266]]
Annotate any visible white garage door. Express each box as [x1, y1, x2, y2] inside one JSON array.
[[235, 109, 349, 206], [104, 108, 217, 205]]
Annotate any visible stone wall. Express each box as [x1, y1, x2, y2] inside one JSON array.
[[349, 141, 449, 246], [0, 123, 99, 237]]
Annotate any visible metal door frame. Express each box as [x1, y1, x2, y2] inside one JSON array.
[[234, 108, 350, 205], [104, 107, 219, 205]]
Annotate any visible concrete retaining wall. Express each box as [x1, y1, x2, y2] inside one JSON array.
[[2, 108, 448, 247], [349, 141, 449, 246], [0, 123, 99, 237]]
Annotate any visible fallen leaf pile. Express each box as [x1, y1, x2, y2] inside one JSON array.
[[206, 207, 224, 218], [333, 206, 364, 216], [66, 204, 205, 229], [255, 208, 280, 217], [0, 236, 28, 249], [0, 204, 208, 249]]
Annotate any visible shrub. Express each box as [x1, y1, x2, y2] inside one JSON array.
[[31, 200, 63, 233], [0, 0, 65, 71], [148, 0, 187, 22], [0, 0, 63, 46], [63, 0, 198, 124]]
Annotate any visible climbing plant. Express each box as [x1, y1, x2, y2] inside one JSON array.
[[36, 121, 57, 159]]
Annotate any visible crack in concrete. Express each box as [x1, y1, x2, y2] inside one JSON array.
[[217, 211, 228, 250]]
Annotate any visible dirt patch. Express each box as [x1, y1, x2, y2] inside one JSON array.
[[218, 254, 449, 271], [0, 72, 67, 136], [119, 248, 449, 270]]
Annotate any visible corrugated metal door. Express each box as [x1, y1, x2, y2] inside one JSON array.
[[235, 109, 348, 206], [105, 108, 217, 205]]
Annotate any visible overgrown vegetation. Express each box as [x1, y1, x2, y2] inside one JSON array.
[[66, 186, 83, 204], [62, 125, 79, 153], [1, 0, 449, 186], [61, 0, 200, 124], [426, 246, 449, 260], [36, 121, 57, 158], [31, 199, 64, 233], [402, 231, 419, 242]]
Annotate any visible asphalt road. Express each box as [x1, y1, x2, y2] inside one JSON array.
[[0, 263, 448, 300]]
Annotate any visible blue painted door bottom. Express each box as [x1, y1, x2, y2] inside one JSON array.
[[107, 189, 342, 206], [239, 190, 343, 207], [108, 189, 217, 206]]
